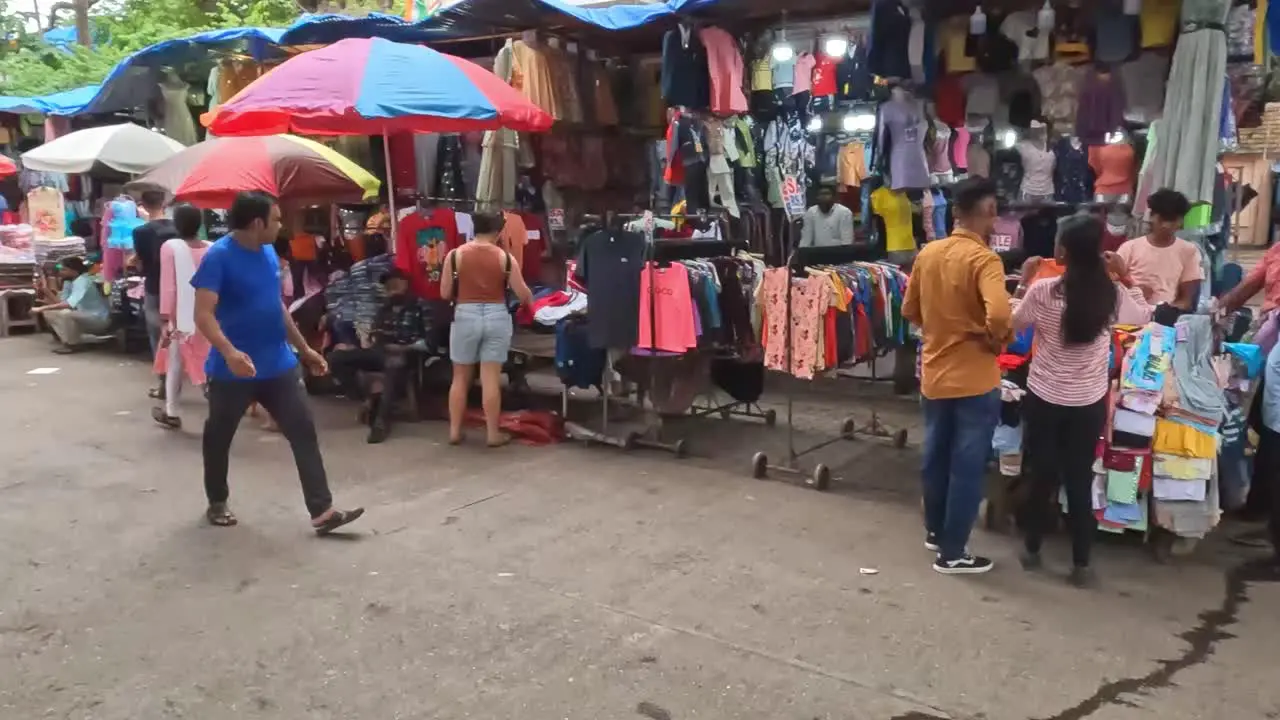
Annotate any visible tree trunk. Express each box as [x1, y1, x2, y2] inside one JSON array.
[[74, 0, 90, 47]]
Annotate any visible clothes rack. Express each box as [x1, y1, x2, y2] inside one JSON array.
[[750, 239, 909, 491]]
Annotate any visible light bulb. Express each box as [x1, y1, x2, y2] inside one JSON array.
[[1001, 130, 1018, 148], [807, 116, 823, 133], [823, 35, 849, 58], [842, 113, 876, 132], [771, 42, 795, 62]]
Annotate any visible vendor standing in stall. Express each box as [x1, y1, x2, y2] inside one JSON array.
[[1115, 189, 1203, 312], [903, 177, 1011, 576], [1013, 216, 1152, 588]]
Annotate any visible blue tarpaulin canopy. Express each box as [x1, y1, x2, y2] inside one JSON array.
[[1, 0, 712, 117]]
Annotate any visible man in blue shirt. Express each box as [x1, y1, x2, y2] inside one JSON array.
[[192, 191, 363, 534], [33, 256, 111, 353]]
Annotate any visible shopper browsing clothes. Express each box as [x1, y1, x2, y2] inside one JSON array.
[[1115, 189, 1203, 313], [130, 190, 178, 401], [1012, 216, 1153, 588], [440, 211, 533, 447], [192, 191, 363, 534], [328, 268, 431, 445], [32, 256, 111, 353], [151, 204, 211, 430], [903, 177, 1011, 575]]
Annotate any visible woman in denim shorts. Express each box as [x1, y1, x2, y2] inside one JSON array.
[[440, 211, 533, 446]]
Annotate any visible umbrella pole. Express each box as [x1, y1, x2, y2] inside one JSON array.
[[383, 129, 398, 246]]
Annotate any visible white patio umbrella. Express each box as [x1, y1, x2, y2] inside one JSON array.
[[21, 123, 186, 175]]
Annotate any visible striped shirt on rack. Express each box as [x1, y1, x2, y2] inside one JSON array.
[[1013, 276, 1152, 407]]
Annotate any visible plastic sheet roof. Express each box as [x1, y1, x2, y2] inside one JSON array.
[[2, 0, 714, 116]]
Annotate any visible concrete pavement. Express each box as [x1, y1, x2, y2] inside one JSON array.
[[0, 336, 1277, 720]]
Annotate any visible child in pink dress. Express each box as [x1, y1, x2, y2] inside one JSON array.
[[152, 205, 212, 429]]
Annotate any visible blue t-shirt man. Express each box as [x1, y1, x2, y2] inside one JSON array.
[[191, 236, 296, 381]]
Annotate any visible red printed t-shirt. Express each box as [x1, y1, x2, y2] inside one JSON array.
[[395, 208, 460, 300], [519, 212, 547, 285], [812, 56, 838, 96]]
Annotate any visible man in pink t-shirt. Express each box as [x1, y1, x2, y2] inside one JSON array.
[[1116, 189, 1203, 310]]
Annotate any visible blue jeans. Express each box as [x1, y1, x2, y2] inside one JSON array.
[[921, 389, 1000, 561]]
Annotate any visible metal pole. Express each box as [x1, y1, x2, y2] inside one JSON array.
[[383, 129, 397, 244]]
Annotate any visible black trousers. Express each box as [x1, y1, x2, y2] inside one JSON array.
[[204, 371, 332, 519], [328, 347, 409, 425], [1022, 392, 1108, 568], [1256, 427, 1280, 555]]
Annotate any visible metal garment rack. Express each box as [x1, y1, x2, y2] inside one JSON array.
[[750, 241, 909, 491], [563, 212, 772, 457]]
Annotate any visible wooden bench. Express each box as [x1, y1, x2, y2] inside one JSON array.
[[0, 289, 37, 337]]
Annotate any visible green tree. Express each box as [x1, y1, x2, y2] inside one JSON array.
[[0, 0, 301, 97]]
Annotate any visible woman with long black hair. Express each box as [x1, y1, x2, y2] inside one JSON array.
[[1012, 215, 1152, 587]]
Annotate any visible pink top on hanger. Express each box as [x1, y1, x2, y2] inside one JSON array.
[[699, 27, 749, 114], [638, 262, 698, 353], [792, 53, 816, 95]]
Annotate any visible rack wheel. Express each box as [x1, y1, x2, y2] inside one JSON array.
[[673, 439, 689, 458], [751, 452, 768, 479], [623, 432, 639, 451], [809, 464, 832, 491], [840, 418, 857, 439], [893, 429, 908, 449], [764, 409, 777, 427], [1150, 532, 1175, 564]]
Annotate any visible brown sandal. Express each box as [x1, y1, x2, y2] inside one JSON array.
[[152, 406, 182, 430], [313, 508, 365, 535]]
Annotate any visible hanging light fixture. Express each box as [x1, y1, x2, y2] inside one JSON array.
[[823, 34, 849, 58], [842, 113, 876, 132], [807, 116, 824, 133], [772, 11, 794, 62]]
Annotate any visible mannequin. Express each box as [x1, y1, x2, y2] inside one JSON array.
[[925, 102, 954, 185], [1017, 120, 1055, 201], [966, 116, 992, 178], [1052, 133, 1091, 204], [1089, 128, 1136, 202], [876, 85, 931, 190]]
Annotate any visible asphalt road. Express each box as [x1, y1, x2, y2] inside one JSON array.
[[1, 336, 1277, 720]]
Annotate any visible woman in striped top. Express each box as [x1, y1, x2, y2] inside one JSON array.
[[1012, 215, 1151, 587]]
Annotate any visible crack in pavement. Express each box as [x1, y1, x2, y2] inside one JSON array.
[[888, 559, 1280, 720]]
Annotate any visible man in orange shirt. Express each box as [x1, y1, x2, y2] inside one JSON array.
[[903, 177, 1012, 576]]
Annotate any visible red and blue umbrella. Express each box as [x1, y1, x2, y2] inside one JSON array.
[[203, 37, 554, 137]]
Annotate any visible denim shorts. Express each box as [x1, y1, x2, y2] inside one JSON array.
[[449, 302, 512, 364]]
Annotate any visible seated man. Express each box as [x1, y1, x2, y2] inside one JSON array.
[[33, 257, 111, 353], [328, 269, 429, 445]]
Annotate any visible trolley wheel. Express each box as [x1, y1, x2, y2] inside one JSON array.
[[840, 418, 857, 439], [623, 432, 639, 451], [751, 452, 768, 479], [893, 429, 908, 449], [673, 439, 689, 458], [809, 464, 832, 491], [764, 409, 777, 427]]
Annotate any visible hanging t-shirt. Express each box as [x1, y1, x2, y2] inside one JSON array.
[[878, 98, 931, 190], [395, 208, 461, 300], [455, 212, 475, 242], [498, 211, 528, 269], [518, 212, 546, 285], [574, 228, 646, 349], [1088, 142, 1136, 196], [27, 187, 65, 241], [1140, 0, 1180, 48], [989, 214, 1023, 253], [812, 55, 838, 96], [638, 262, 699, 353], [871, 187, 914, 253], [792, 53, 816, 95]]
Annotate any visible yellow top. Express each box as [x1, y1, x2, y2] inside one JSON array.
[[750, 59, 772, 92], [871, 187, 914, 253], [903, 229, 1013, 400], [1153, 420, 1217, 460], [940, 16, 977, 73], [1141, 0, 1181, 48], [838, 143, 868, 190]]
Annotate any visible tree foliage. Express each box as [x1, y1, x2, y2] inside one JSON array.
[[0, 0, 303, 97]]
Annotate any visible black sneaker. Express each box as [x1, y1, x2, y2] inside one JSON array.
[[366, 422, 389, 445], [925, 533, 940, 552], [933, 554, 994, 575], [1020, 551, 1043, 571]]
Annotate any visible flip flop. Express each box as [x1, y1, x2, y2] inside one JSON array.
[[206, 503, 237, 527], [51, 345, 75, 355], [151, 406, 182, 430], [486, 434, 512, 448], [313, 508, 365, 535]]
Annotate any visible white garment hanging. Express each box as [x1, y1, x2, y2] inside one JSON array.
[[160, 81, 198, 146]]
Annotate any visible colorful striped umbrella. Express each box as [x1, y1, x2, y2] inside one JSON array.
[[203, 37, 554, 137], [125, 134, 380, 209]]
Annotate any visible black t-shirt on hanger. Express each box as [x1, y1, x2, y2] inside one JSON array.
[[573, 229, 646, 350]]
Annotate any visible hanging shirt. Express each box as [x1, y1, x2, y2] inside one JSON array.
[[868, 0, 913, 79], [1140, 0, 1180, 48], [989, 213, 1023, 253], [638, 262, 699, 352], [661, 26, 711, 109], [1076, 69, 1127, 145], [699, 27, 749, 114], [1053, 137, 1092, 204], [1034, 63, 1083, 137], [1088, 142, 1136, 196], [395, 208, 461, 300], [871, 188, 914, 253], [750, 58, 772, 92], [573, 229, 645, 349], [792, 53, 816, 95], [1017, 140, 1055, 197], [812, 55, 838, 96]]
